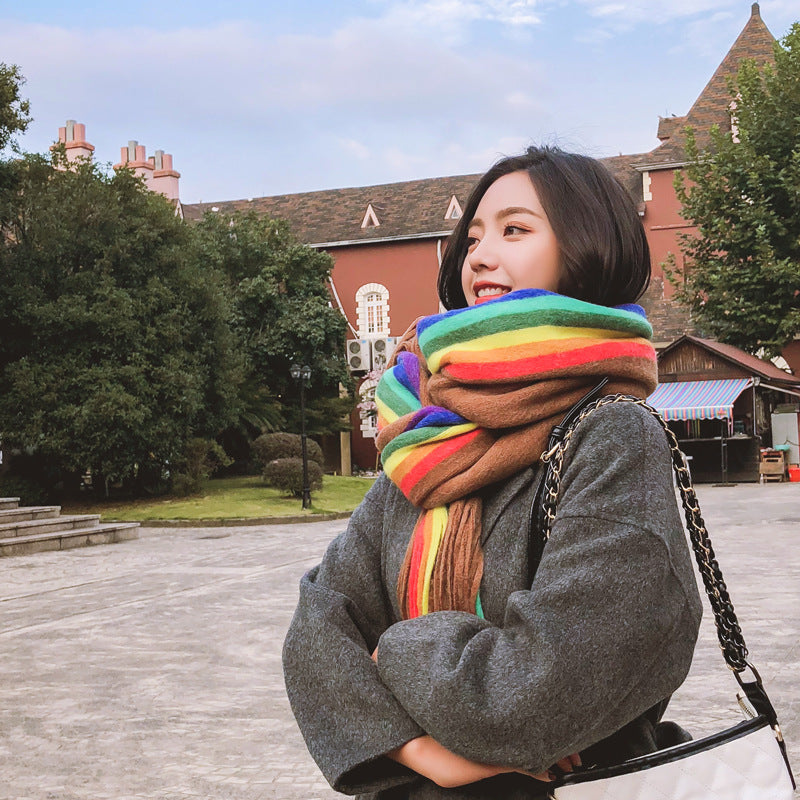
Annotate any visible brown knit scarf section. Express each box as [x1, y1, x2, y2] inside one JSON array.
[[377, 321, 658, 619]]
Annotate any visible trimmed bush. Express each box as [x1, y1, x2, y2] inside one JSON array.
[[252, 433, 323, 468], [171, 438, 233, 496], [171, 472, 200, 497], [0, 475, 49, 506], [262, 457, 323, 498]]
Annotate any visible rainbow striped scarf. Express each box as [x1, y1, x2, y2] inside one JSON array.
[[375, 289, 657, 620]]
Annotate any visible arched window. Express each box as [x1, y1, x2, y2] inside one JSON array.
[[355, 283, 390, 337]]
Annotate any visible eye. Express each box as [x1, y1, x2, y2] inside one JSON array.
[[465, 235, 479, 251], [504, 224, 528, 236]]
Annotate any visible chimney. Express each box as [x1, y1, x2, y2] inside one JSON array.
[[114, 139, 155, 187], [148, 149, 181, 201], [50, 119, 95, 167]]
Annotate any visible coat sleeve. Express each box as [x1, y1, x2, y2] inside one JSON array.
[[282, 474, 425, 795], [375, 402, 703, 773]]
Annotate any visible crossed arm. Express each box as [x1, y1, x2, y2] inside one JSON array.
[[284, 406, 699, 794], [370, 647, 580, 788]]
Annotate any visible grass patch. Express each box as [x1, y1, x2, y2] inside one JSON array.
[[61, 474, 375, 522]]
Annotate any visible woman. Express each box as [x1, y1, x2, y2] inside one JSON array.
[[283, 146, 702, 799]]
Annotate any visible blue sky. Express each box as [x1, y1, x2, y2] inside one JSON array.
[[1, 1, 796, 204]]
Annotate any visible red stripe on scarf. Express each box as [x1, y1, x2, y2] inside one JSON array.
[[407, 513, 429, 618], [398, 428, 483, 497], [444, 341, 656, 381]]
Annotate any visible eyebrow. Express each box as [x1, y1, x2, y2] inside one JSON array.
[[468, 206, 543, 229]]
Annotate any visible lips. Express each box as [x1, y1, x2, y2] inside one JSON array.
[[473, 283, 510, 304]]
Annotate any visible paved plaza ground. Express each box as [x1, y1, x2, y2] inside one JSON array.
[[1, 482, 798, 799]]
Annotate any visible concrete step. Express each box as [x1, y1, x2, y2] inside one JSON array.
[[0, 498, 20, 509], [0, 522, 140, 557], [0, 506, 61, 524], [0, 514, 102, 539]]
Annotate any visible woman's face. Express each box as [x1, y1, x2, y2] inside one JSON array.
[[460, 170, 561, 306]]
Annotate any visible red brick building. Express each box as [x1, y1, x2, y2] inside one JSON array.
[[184, 4, 790, 470]]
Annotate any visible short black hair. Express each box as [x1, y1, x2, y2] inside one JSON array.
[[438, 146, 651, 309]]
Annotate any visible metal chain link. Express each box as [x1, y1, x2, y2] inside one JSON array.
[[540, 393, 749, 673]]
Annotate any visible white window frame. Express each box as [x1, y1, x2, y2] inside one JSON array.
[[355, 283, 390, 338]]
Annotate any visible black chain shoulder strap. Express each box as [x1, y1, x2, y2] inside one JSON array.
[[538, 391, 794, 779], [538, 393, 750, 673]]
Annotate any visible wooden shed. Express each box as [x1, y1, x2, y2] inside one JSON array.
[[648, 336, 800, 482]]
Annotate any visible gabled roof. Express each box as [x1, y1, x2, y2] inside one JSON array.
[[635, 3, 775, 169], [660, 335, 798, 386], [182, 156, 646, 248]]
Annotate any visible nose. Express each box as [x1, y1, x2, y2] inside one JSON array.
[[465, 236, 499, 272]]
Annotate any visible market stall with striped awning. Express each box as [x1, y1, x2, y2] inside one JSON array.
[[647, 378, 752, 426]]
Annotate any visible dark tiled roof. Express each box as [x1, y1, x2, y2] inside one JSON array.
[[183, 174, 481, 245], [656, 116, 687, 142], [662, 335, 798, 384], [601, 152, 650, 200], [634, 4, 775, 168], [182, 155, 647, 247]]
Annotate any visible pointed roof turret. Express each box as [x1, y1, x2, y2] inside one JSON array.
[[636, 5, 775, 168]]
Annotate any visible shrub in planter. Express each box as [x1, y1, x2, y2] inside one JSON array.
[[263, 457, 323, 498], [252, 433, 323, 468]]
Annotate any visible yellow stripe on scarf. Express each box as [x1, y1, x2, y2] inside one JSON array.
[[426, 325, 633, 372], [382, 422, 479, 477], [420, 506, 449, 615]]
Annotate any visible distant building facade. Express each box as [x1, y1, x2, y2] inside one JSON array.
[[183, 4, 786, 469]]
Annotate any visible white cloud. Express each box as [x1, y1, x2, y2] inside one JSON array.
[[339, 138, 372, 160], [574, 0, 736, 25], [1, 16, 544, 127], [378, 0, 543, 30], [0, 12, 549, 201]]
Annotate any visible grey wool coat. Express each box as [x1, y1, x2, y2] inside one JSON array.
[[283, 402, 703, 799]]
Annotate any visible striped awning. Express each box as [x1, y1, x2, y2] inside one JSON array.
[[647, 379, 752, 422]]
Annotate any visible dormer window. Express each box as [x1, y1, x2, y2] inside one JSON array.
[[445, 195, 463, 220], [361, 203, 380, 228]]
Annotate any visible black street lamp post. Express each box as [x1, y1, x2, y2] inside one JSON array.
[[290, 363, 312, 509]]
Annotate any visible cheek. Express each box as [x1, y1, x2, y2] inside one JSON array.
[[539, 238, 562, 291], [460, 259, 472, 295]]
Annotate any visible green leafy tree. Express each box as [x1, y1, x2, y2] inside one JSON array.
[[0, 64, 31, 221], [194, 210, 352, 440], [673, 24, 800, 356], [0, 63, 31, 154], [0, 155, 242, 497]]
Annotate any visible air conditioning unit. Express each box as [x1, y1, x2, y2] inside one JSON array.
[[346, 339, 370, 372], [371, 336, 398, 370]]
